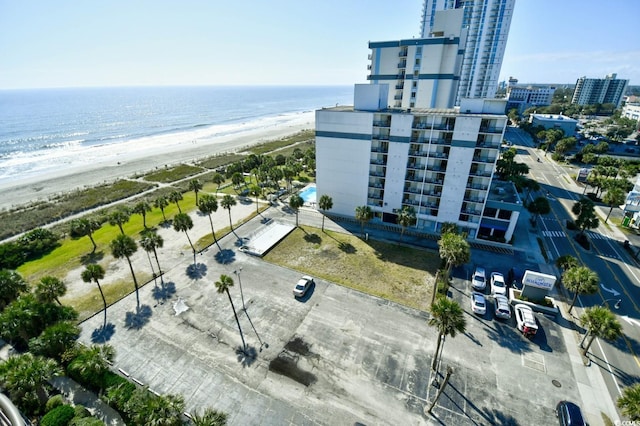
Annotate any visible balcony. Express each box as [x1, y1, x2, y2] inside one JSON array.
[[479, 126, 502, 134], [373, 121, 391, 128], [405, 174, 424, 183], [370, 158, 386, 166], [368, 192, 383, 200], [473, 156, 496, 163], [399, 49, 408, 57], [372, 134, 390, 141], [394, 95, 403, 100], [432, 138, 452, 146], [409, 150, 428, 157], [431, 151, 449, 159], [469, 169, 492, 177], [398, 61, 407, 68], [407, 162, 426, 170], [466, 182, 489, 191], [368, 199, 383, 208], [395, 83, 404, 90], [371, 145, 389, 153]]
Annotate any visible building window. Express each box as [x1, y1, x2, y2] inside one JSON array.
[[498, 210, 512, 220], [484, 207, 497, 217]]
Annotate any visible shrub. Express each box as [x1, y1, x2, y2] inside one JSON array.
[[73, 404, 91, 418], [40, 404, 75, 426], [69, 418, 105, 426], [45, 395, 65, 413]]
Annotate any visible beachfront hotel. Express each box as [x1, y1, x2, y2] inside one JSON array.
[[419, 0, 515, 105], [315, 9, 521, 242]]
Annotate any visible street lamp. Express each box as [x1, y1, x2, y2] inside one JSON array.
[[601, 298, 622, 309], [233, 267, 246, 311]]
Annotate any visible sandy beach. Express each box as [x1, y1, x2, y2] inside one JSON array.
[[0, 112, 315, 211]]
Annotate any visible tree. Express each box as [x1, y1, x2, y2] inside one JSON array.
[[81, 264, 108, 327], [191, 407, 228, 426], [108, 207, 131, 235], [355, 205, 373, 237], [289, 194, 304, 227], [555, 255, 579, 273], [188, 179, 204, 205], [318, 194, 333, 231], [68, 344, 115, 392], [618, 383, 640, 421], [140, 228, 164, 281], [231, 172, 245, 192], [562, 266, 599, 314], [603, 186, 626, 223], [70, 217, 101, 253], [428, 297, 466, 372], [168, 190, 183, 213], [438, 232, 470, 281], [212, 173, 225, 194], [124, 388, 184, 426], [215, 274, 246, 353], [0, 269, 28, 310], [173, 212, 196, 262], [110, 234, 140, 308], [396, 206, 417, 241], [132, 201, 152, 229], [28, 321, 80, 360], [579, 306, 622, 356], [198, 194, 221, 250], [35, 275, 67, 305], [527, 196, 550, 225], [0, 353, 62, 416], [249, 184, 262, 214], [221, 194, 237, 231], [572, 197, 599, 236], [154, 196, 169, 223]]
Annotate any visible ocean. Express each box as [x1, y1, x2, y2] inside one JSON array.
[[0, 85, 352, 184]]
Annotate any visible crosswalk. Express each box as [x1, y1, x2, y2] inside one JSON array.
[[541, 230, 608, 240]]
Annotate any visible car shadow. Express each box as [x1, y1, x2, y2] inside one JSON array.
[[294, 281, 316, 303]]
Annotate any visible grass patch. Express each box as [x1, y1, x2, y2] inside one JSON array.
[[196, 154, 245, 170], [264, 227, 438, 311], [142, 164, 204, 183], [248, 130, 314, 156]]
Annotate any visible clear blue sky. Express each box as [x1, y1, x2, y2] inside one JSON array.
[[1, 0, 638, 90]]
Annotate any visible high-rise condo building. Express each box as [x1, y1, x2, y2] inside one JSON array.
[[419, 0, 515, 105], [571, 74, 629, 108]]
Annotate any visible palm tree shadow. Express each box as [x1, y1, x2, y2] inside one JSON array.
[[90, 322, 116, 343], [234, 237, 249, 247], [338, 242, 356, 254], [81, 251, 104, 265], [236, 345, 258, 367], [303, 233, 321, 244], [152, 280, 176, 304], [215, 249, 236, 264], [186, 263, 207, 279], [124, 304, 153, 330]]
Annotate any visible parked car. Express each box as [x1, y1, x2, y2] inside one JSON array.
[[293, 276, 314, 298], [515, 305, 538, 337], [494, 295, 511, 320], [471, 267, 486, 291], [490, 272, 507, 296], [470, 292, 486, 315], [555, 401, 586, 426]]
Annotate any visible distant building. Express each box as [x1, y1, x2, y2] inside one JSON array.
[[622, 103, 640, 124], [419, 0, 515, 105], [529, 114, 578, 136], [571, 73, 628, 108], [506, 85, 556, 115]]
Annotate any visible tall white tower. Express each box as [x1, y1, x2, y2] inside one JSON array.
[[420, 0, 515, 104]]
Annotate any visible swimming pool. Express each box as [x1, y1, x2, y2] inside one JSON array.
[[299, 185, 317, 204]]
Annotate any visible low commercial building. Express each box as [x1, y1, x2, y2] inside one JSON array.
[[529, 114, 578, 136], [506, 85, 556, 115]]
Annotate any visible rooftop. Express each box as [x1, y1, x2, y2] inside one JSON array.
[[487, 180, 521, 204]]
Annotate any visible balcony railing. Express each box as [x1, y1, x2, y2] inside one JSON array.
[[398, 62, 407, 68], [395, 83, 404, 89], [371, 146, 389, 153], [479, 126, 502, 134], [409, 150, 428, 156], [373, 121, 391, 128], [472, 156, 497, 163]]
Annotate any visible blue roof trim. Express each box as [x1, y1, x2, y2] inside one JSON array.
[[451, 139, 476, 148], [316, 130, 372, 141], [368, 74, 403, 80], [418, 74, 459, 80], [369, 38, 460, 49], [389, 135, 411, 143], [369, 41, 400, 48]]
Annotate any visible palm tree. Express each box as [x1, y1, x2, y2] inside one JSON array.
[[527, 196, 550, 226], [81, 264, 108, 327], [579, 306, 623, 356], [618, 383, 640, 421], [231, 172, 244, 192], [108, 207, 131, 235], [173, 212, 196, 261], [355, 205, 373, 237], [28, 321, 80, 360], [188, 178, 204, 205], [140, 229, 164, 281], [396, 206, 417, 241], [0, 353, 62, 415], [198, 194, 221, 250], [429, 297, 466, 373], [215, 274, 246, 353], [318, 194, 333, 231], [603, 186, 626, 223], [68, 344, 115, 392], [154, 195, 170, 223], [70, 217, 101, 253], [438, 232, 470, 281], [283, 167, 295, 192], [562, 266, 599, 314], [191, 407, 228, 426], [132, 201, 152, 228], [212, 173, 225, 194], [34, 276, 66, 305], [289, 194, 304, 227], [572, 197, 599, 237], [249, 184, 262, 214], [555, 255, 579, 273], [0, 269, 28, 310], [168, 190, 184, 213], [110, 234, 141, 308], [221, 194, 237, 231]]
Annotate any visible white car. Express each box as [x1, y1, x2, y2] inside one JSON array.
[[293, 275, 314, 298], [514, 305, 538, 337], [471, 267, 486, 291], [470, 292, 486, 315], [490, 272, 507, 296], [493, 295, 511, 320]]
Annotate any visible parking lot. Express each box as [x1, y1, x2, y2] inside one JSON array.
[[74, 204, 594, 425]]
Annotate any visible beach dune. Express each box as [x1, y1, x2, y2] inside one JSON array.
[[0, 112, 315, 211]]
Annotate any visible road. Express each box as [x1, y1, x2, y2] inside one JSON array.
[[507, 126, 640, 415]]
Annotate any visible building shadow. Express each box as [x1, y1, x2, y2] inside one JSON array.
[[90, 322, 116, 343], [124, 304, 153, 330], [186, 263, 207, 279]]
